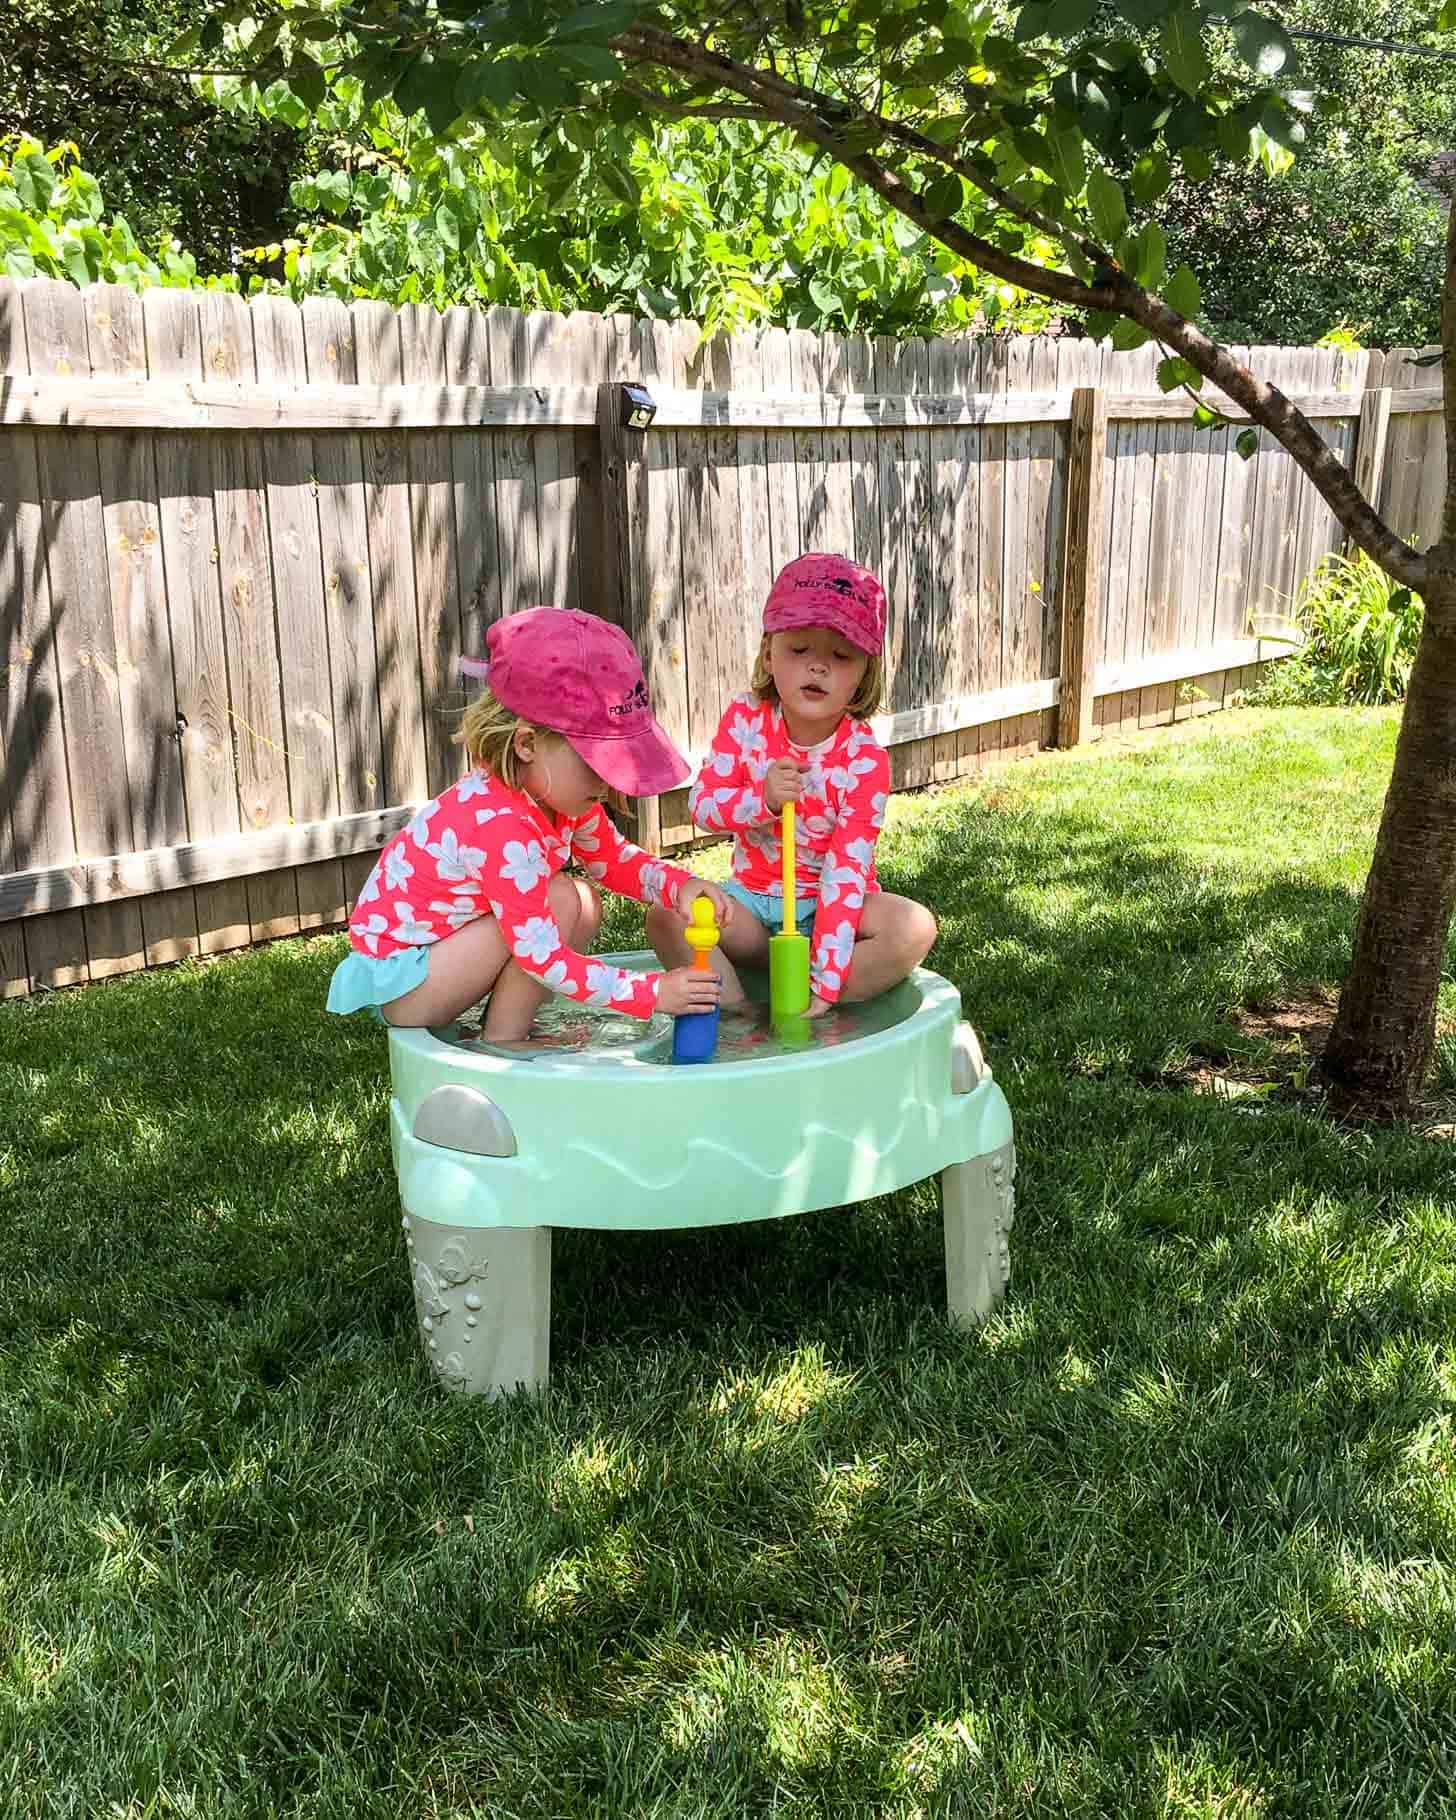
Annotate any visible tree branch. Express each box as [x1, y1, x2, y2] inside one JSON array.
[[615, 20, 1427, 590], [620, 81, 769, 121], [615, 23, 1117, 314], [1123, 283, 1429, 589]]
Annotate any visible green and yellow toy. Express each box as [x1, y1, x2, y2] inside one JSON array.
[[769, 802, 811, 1019]]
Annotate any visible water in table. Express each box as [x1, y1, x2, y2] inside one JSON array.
[[448, 976, 919, 1066]]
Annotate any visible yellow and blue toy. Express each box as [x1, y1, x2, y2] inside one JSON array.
[[671, 894, 721, 1064]]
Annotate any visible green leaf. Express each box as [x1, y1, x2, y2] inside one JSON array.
[[1160, 9, 1211, 94], [1071, 73, 1118, 144], [1013, 128, 1053, 175], [1045, 123, 1087, 194], [1129, 149, 1172, 204], [597, 158, 640, 207], [289, 61, 327, 112], [1178, 145, 1213, 181], [61, 235, 93, 286], [1231, 11, 1298, 78], [1086, 169, 1127, 241], [1157, 355, 1188, 391], [557, 44, 622, 81], [455, 59, 519, 113], [1214, 109, 1253, 160], [1248, 123, 1295, 177], [808, 274, 841, 317], [1013, 5, 1051, 44], [1045, 0, 1098, 28], [554, 0, 642, 40], [923, 172, 965, 221], [1084, 309, 1120, 340], [1164, 262, 1202, 316], [12, 151, 57, 212], [515, 58, 573, 109], [1439, 0, 1456, 27], [315, 170, 352, 210], [1235, 427, 1260, 459], [1116, 0, 1173, 22], [1125, 220, 1166, 287], [1110, 318, 1150, 349], [1192, 401, 1219, 429], [435, 202, 460, 250], [1120, 95, 1174, 148]]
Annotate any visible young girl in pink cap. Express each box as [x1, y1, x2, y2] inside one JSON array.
[[649, 553, 936, 1014], [328, 607, 731, 1041]]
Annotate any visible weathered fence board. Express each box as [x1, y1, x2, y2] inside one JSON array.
[[0, 278, 1443, 996]]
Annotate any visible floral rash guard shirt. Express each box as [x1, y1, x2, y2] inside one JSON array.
[[687, 694, 890, 1004], [346, 768, 695, 1018]]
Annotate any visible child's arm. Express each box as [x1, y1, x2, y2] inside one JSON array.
[[484, 833, 668, 1018], [569, 807, 696, 909], [808, 740, 892, 1005], [688, 700, 780, 833]]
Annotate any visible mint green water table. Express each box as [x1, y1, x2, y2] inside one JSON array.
[[387, 954, 1015, 1397]]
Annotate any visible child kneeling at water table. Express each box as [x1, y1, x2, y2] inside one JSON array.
[[327, 606, 732, 1041], [648, 553, 936, 1014]]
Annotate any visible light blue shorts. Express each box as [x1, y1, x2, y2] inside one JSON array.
[[722, 879, 816, 936]]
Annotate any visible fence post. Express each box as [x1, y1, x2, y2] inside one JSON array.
[[1057, 386, 1108, 750], [1352, 384, 1393, 520], [596, 380, 662, 852]]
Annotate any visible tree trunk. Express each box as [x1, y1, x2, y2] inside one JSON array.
[[1323, 574, 1456, 1112]]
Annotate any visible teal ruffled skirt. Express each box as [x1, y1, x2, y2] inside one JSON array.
[[327, 945, 431, 1019]]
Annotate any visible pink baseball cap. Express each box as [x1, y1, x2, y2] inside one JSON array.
[[762, 553, 886, 655], [464, 607, 689, 796]]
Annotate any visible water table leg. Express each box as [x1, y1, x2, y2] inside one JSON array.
[[402, 1212, 551, 1397], [940, 1140, 1016, 1327]]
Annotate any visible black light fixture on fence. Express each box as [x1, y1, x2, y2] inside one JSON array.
[[619, 383, 657, 430]]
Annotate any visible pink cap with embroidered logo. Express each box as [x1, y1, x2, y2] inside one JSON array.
[[468, 607, 690, 796], [762, 552, 886, 655]]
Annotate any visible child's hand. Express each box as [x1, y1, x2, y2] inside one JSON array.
[[676, 877, 735, 929], [657, 965, 723, 1017], [763, 759, 806, 813], [804, 994, 832, 1018]]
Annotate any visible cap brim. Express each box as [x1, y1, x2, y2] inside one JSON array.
[[564, 720, 690, 796], [762, 598, 880, 654]]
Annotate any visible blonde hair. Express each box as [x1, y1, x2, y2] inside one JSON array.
[[751, 633, 884, 720], [455, 686, 555, 788]]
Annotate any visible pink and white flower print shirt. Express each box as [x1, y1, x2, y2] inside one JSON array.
[[688, 694, 890, 1004], [347, 768, 695, 1018]]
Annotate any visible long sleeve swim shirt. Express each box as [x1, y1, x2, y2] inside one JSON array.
[[346, 768, 695, 1018], [688, 694, 890, 1004]]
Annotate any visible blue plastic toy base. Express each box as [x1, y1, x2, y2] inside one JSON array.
[[671, 1007, 720, 1064]]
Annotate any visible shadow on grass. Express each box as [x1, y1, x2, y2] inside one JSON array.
[[3, 784, 1455, 1814]]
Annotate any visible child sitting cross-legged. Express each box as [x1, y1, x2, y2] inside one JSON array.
[[647, 553, 936, 1015]]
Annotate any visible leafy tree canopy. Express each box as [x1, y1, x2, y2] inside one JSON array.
[[1, 0, 299, 272]]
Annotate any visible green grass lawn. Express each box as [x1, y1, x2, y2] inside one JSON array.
[[3, 707, 1455, 1819]]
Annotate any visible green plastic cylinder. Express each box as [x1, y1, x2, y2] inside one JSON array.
[[769, 930, 811, 1017]]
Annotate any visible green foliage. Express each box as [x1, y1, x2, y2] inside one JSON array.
[[178, 0, 1335, 349], [1253, 548, 1426, 707], [221, 84, 1063, 335], [1157, 0, 1455, 346], [2, 0, 300, 275], [0, 137, 238, 290]]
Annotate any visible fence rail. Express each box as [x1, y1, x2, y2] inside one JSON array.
[[0, 274, 1444, 997]]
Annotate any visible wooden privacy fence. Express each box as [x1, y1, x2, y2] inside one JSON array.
[[0, 275, 1444, 997]]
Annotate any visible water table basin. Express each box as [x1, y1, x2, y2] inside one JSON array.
[[387, 956, 1015, 1395]]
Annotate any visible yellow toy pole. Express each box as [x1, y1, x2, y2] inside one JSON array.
[[769, 800, 811, 1018]]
